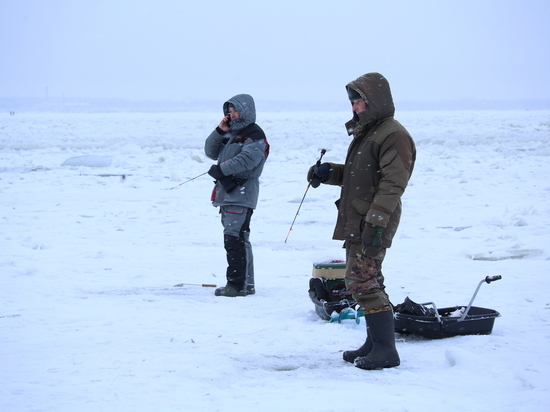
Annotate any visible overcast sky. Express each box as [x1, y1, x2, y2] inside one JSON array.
[[1, 0, 549, 105]]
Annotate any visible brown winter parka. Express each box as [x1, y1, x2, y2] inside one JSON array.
[[324, 73, 416, 248]]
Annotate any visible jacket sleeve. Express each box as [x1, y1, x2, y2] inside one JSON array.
[[218, 138, 267, 176], [324, 162, 344, 186], [204, 128, 227, 160], [366, 131, 415, 227]]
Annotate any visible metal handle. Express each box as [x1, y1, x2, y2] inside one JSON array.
[[419, 302, 442, 323], [458, 275, 502, 322]]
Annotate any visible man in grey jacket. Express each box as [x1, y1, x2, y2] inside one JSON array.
[[205, 94, 269, 297]]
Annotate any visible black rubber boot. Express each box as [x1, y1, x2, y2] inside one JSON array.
[[343, 324, 372, 363], [354, 309, 400, 370]]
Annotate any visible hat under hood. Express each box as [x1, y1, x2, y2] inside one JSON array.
[[345, 72, 395, 135], [223, 94, 256, 135]]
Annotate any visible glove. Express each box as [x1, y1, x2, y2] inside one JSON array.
[[307, 162, 332, 188], [219, 177, 238, 193], [207, 164, 225, 180], [361, 223, 384, 258], [208, 165, 240, 193]]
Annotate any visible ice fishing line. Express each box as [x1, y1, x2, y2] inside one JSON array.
[[168, 172, 209, 190], [285, 149, 326, 243]]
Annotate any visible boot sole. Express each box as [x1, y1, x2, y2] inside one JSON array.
[[354, 358, 400, 370], [214, 287, 247, 297]]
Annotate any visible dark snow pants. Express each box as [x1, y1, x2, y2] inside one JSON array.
[[220, 205, 254, 292]]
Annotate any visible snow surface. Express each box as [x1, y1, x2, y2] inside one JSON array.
[[1, 110, 550, 412]]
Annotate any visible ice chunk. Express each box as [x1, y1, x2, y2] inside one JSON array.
[[61, 155, 114, 167]]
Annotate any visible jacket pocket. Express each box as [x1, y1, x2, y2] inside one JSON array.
[[224, 205, 246, 214], [343, 198, 371, 241], [351, 198, 371, 216]]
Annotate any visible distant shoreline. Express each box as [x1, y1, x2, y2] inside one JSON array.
[[1, 97, 549, 113]]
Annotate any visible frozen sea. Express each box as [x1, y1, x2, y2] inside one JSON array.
[[1, 109, 549, 411]]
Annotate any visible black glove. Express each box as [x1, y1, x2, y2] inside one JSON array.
[[220, 178, 238, 193], [361, 223, 384, 258], [208, 165, 240, 193], [307, 162, 332, 188], [208, 165, 225, 180]]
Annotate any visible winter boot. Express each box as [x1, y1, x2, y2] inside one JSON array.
[[343, 324, 372, 363], [214, 285, 247, 297], [354, 309, 400, 370]]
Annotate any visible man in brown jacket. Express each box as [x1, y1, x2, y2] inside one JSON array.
[[308, 72, 416, 370]]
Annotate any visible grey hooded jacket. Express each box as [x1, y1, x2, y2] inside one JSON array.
[[204, 94, 269, 209]]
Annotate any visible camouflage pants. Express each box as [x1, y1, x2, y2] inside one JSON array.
[[345, 241, 391, 313]]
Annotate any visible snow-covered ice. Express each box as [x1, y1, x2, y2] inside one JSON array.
[[1, 109, 549, 411]]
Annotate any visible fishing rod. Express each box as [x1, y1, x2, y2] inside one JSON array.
[[285, 149, 326, 243], [79, 173, 131, 178], [168, 172, 209, 190]]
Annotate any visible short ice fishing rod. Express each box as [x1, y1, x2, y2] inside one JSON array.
[[173, 282, 217, 288], [285, 149, 326, 243], [168, 172, 209, 190]]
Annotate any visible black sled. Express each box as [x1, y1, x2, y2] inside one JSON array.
[[394, 276, 502, 339]]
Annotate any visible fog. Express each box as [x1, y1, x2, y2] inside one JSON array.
[[1, 0, 549, 108]]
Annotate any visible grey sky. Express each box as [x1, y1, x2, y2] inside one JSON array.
[[1, 0, 549, 105]]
